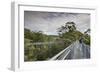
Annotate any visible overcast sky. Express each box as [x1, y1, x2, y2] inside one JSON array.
[[24, 11, 90, 35]]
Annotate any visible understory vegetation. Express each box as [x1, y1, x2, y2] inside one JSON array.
[[24, 22, 90, 61]]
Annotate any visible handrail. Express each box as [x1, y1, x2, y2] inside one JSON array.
[[62, 50, 71, 60], [49, 41, 77, 60]]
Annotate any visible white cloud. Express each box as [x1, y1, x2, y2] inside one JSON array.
[[24, 11, 90, 35]]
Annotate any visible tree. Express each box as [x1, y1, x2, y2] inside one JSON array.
[[65, 22, 76, 32], [58, 25, 67, 34], [24, 28, 33, 40], [83, 28, 90, 45], [58, 22, 76, 35], [84, 28, 90, 34]]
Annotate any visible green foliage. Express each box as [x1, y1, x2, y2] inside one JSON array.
[[83, 34, 90, 45], [24, 28, 55, 42], [58, 22, 90, 46], [24, 21, 90, 61]]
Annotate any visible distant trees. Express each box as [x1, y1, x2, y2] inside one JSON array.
[[24, 28, 33, 40], [24, 28, 56, 43], [24, 28, 45, 42]]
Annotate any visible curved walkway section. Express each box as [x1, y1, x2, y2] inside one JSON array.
[[49, 40, 90, 60]]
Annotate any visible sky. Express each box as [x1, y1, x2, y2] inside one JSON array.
[[24, 11, 90, 35]]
